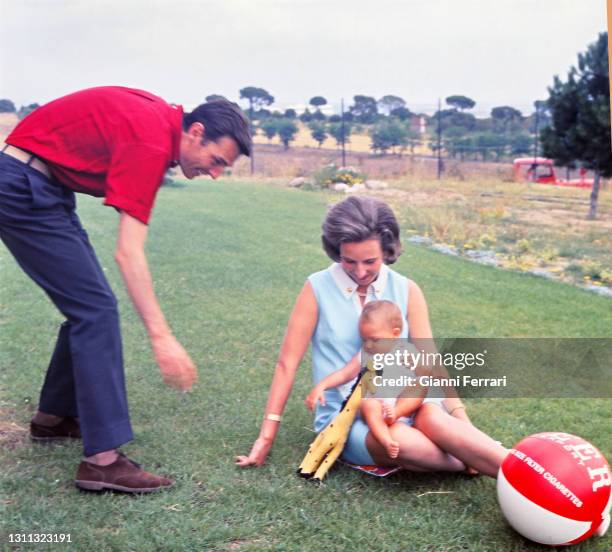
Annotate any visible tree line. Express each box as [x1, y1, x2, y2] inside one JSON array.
[[0, 99, 40, 120], [228, 87, 545, 159], [0, 90, 539, 160], [1, 31, 608, 218]]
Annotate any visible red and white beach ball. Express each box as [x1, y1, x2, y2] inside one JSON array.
[[497, 432, 611, 546]]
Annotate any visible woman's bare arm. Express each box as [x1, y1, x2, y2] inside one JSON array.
[[235, 281, 318, 466]]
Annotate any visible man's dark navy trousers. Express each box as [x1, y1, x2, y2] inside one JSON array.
[[0, 152, 133, 456]]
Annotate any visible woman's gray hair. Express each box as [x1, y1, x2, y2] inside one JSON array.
[[321, 196, 402, 264]]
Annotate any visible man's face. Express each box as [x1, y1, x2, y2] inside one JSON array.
[[179, 122, 240, 180]]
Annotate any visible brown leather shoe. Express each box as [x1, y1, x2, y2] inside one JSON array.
[[30, 416, 81, 440], [75, 452, 173, 493]]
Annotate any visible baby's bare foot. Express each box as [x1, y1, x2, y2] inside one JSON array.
[[384, 439, 400, 459], [382, 405, 396, 425]]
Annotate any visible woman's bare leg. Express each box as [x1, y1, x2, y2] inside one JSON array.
[[366, 422, 466, 472], [413, 403, 508, 478]]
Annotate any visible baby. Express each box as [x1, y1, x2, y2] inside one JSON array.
[[305, 300, 428, 459]]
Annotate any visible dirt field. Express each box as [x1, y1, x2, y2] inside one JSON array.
[[253, 120, 431, 155], [231, 143, 514, 180]]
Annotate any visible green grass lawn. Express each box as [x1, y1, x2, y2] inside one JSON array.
[[1, 179, 611, 551]]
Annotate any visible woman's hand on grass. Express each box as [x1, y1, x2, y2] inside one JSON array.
[[152, 334, 198, 391], [235, 437, 273, 467], [304, 385, 326, 411]]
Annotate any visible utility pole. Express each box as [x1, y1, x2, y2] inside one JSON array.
[[437, 98, 443, 180], [249, 103, 255, 175], [532, 102, 540, 182], [341, 98, 346, 168]]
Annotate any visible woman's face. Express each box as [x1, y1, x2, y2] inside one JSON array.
[[339, 238, 384, 287]]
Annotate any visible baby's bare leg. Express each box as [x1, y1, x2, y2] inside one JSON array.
[[361, 400, 399, 459], [394, 396, 423, 420]]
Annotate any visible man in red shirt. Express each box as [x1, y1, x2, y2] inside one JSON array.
[[0, 86, 251, 493]]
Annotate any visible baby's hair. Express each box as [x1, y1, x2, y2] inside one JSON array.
[[360, 300, 403, 330]]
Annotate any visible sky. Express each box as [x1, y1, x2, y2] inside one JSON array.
[[0, 0, 607, 117]]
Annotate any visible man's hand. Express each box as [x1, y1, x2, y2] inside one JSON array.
[[305, 385, 326, 411], [115, 213, 197, 391], [235, 437, 273, 467], [151, 333, 198, 391]]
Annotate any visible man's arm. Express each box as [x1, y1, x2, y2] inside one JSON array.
[[115, 211, 197, 391]]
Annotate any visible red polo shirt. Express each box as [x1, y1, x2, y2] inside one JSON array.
[[7, 86, 183, 224]]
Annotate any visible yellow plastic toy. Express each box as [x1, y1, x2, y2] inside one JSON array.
[[298, 359, 379, 482]]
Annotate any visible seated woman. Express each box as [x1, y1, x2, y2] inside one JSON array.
[[236, 196, 506, 477]]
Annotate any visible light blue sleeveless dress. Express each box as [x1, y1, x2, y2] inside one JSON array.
[[308, 262, 409, 465]]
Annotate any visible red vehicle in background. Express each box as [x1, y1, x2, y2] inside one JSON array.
[[513, 157, 593, 188]]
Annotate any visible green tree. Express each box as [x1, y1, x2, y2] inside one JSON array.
[[239, 87, 274, 112], [491, 106, 523, 132], [17, 103, 39, 120], [284, 108, 297, 119], [251, 108, 272, 121], [511, 133, 533, 156], [526, 99, 551, 134], [299, 109, 314, 122], [472, 132, 507, 161], [370, 119, 408, 155], [239, 87, 274, 173], [311, 109, 326, 121], [406, 128, 421, 155], [309, 96, 327, 109], [431, 108, 458, 132], [205, 94, 226, 102], [449, 111, 477, 131], [541, 32, 611, 219], [445, 95, 476, 111], [349, 95, 378, 124], [328, 122, 353, 148], [259, 119, 278, 141], [308, 121, 328, 147], [276, 119, 298, 149], [390, 106, 412, 121], [0, 99, 16, 113], [378, 95, 406, 116], [446, 135, 473, 160], [444, 126, 468, 159], [239, 87, 274, 130]]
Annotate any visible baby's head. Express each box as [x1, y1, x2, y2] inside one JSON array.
[[359, 300, 402, 354]]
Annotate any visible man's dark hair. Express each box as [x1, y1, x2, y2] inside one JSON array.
[[183, 99, 252, 156]]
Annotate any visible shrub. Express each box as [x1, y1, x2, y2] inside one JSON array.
[[516, 239, 532, 254], [312, 163, 366, 188]]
